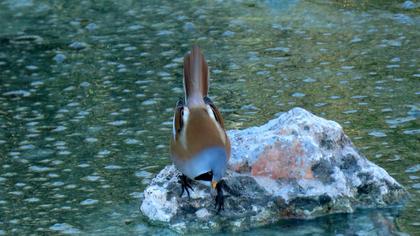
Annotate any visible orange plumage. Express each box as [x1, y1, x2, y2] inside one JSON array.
[[170, 46, 230, 212]]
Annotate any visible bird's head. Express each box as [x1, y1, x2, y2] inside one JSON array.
[[191, 147, 228, 189], [210, 154, 227, 189]]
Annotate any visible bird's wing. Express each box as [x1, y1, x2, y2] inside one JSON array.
[[204, 96, 225, 129], [172, 98, 185, 140]]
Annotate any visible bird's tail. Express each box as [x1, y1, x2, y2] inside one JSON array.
[[183, 46, 208, 105]]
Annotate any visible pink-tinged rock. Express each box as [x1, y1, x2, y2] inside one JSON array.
[[141, 107, 408, 234], [251, 140, 314, 179], [227, 107, 340, 178]]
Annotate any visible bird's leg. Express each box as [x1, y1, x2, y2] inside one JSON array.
[[215, 180, 226, 213], [179, 174, 193, 198]]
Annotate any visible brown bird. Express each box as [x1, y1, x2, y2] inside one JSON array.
[[170, 46, 231, 212]]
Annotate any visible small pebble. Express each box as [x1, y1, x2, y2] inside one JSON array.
[[69, 41, 88, 50], [53, 53, 66, 63]]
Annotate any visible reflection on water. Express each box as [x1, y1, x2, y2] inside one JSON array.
[[0, 0, 419, 235]]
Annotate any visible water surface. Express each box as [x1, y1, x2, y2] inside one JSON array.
[[0, 0, 419, 235]]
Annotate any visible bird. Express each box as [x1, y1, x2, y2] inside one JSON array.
[[170, 46, 231, 212]]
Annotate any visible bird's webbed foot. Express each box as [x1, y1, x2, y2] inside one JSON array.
[[179, 174, 193, 199]]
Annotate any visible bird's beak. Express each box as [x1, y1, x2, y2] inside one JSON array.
[[211, 181, 218, 189]]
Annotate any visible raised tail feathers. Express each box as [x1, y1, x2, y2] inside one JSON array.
[[183, 46, 208, 105]]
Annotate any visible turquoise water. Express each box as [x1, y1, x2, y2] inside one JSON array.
[[0, 0, 419, 235]]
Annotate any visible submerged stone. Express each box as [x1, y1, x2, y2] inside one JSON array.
[[69, 41, 89, 50], [140, 107, 408, 233], [53, 53, 66, 63], [401, 1, 416, 10], [49, 223, 81, 234]]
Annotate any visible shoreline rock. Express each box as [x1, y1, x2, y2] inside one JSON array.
[[140, 107, 409, 233]]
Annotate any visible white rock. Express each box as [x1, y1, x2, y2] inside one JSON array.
[[140, 185, 178, 222], [140, 107, 408, 233], [195, 208, 211, 219]]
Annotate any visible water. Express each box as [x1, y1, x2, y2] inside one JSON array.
[[0, 0, 419, 235]]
